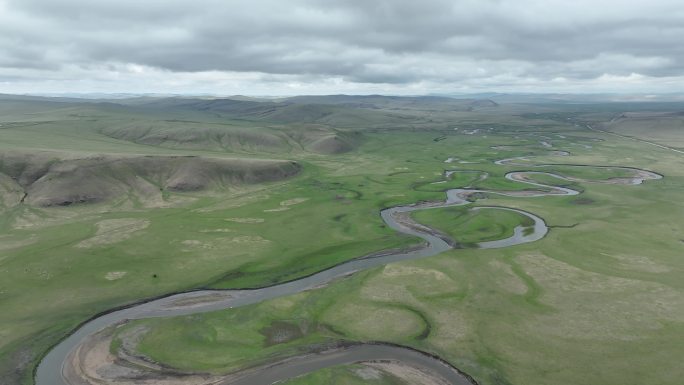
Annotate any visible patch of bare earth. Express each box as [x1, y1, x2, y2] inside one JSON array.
[[163, 292, 234, 309], [0, 234, 37, 251], [365, 361, 454, 385], [63, 324, 222, 385], [280, 197, 309, 206], [225, 217, 264, 224], [104, 271, 127, 281], [76, 218, 150, 248], [180, 236, 270, 251], [263, 197, 310, 212]]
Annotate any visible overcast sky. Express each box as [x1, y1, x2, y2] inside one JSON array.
[[1, 0, 683, 95]]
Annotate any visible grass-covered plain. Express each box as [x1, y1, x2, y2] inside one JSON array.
[[1, 96, 683, 385], [110, 122, 684, 384], [117, 154, 684, 385], [412, 207, 535, 247]]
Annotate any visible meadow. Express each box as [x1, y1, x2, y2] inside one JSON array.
[[1, 95, 683, 385], [114, 128, 684, 384]]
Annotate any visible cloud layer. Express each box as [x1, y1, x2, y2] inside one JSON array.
[[1, 0, 683, 94]]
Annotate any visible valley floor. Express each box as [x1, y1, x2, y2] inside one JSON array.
[[1, 97, 683, 385]]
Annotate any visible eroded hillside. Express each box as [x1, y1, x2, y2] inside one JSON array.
[[0, 152, 301, 208]]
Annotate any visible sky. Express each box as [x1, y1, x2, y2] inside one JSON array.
[[1, 0, 683, 95]]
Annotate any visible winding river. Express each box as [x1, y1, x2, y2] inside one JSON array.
[[35, 157, 662, 385]]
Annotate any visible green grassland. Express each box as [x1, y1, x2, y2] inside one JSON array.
[[412, 207, 535, 247], [111, 122, 684, 384], [114, 139, 684, 384], [413, 171, 484, 192], [517, 172, 579, 189], [533, 164, 640, 180], [1, 96, 683, 385]]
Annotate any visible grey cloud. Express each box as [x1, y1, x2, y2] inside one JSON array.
[[1, 0, 683, 93]]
